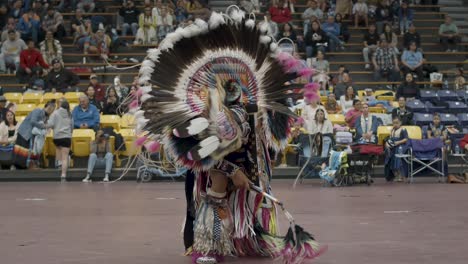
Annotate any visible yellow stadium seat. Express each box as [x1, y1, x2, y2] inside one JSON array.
[[120, 114, 135, 129], [320, 95, 327, 104], [64, 92, 84, 104], [71, 129, 95, 161], [377, 126, 393, 145], [376, 95, 395, 102], [43, 130, 55, 168], [43, 92, 64, 103], [70, 103, 78, 111], [16, 115, 26, 123], [374, 90, 395, 97], [100, 115, 121, 130], [357, 90, 366, 99], [328, 114, 346, 125], [369, 106, 386, 114], [403, 126, 422, 139], [16, 104, 37, 116], [392, 101, 399, 108], [22, 92, 43, 104], [119, 129, 139, 157], [4, 92, 22, 104]]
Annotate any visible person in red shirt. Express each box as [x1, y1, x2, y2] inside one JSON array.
[[17, 39, 49, 84], [268, 0, 292, 24], [88, 74, 106, 105], [345, 99, 362, 128]]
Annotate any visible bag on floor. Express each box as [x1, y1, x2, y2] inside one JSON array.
[[335, 131, 353, 144]]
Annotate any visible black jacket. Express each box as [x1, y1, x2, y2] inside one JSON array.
[[396, 82, 419, 100], [403, 32, 421, 49], [119, 7, 140, 24], [392, 107, 414, 126], [304, 29, 328, 47], [47, 68, 80, 92]]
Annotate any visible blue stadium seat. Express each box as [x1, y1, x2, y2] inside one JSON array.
[[413, 113, 434, 126], [457, 90, 468, 102], [457, 113, 468, 126], [437, 90, 458, 101], [440, 113, 459, 126], [425, 101, 446, 113], [406, 100, 427, 113], [446, 101, 467, 114], [419, 90, 438, 103]]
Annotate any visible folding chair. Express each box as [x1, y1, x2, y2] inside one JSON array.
[[407, 138, 445, 183], [293, 133, 327, 187], [406, 99, 426, 113]]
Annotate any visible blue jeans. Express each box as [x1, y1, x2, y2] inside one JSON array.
[[87, 152, 113, 175], [122, 23, 138, 36], [325, 32, 342, 51], [306, 45, 326, 58], [400, 19, 412, 33]]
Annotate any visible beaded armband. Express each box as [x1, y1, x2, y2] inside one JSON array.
[[214, 160, 241, 178]]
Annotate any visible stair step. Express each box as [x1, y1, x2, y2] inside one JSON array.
[[438, 0, 463, 5], [441, 7, 468, 12]]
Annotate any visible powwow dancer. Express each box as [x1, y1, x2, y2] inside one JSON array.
[[132, 7, 327, 264]]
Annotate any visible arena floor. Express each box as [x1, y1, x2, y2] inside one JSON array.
[[0, 179, 467, 264]]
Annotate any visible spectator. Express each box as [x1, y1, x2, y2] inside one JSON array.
[[82, 129, 113, 182], [32, 0, 47, 18], [119, 0, 140, 37], [392, 97, 413, 126], [268, 0, 291, 24], [427, 113, 449, 142], [454, 68, 466, 90], [42, 7, 66, 39], [109, 76, 129, 99], [355, 103, 379, 144], [334, 72, 353, 98], [439, 16, 460, 52], [375, 0, 393, 34], [88, 74, 105, 102], [305, 20, 328, 58], [345, 99, 362, 128], [362, 88, 393, 112], [0, 110, 18, 146], [258, 11, 279, 39], [403, 24, 421, 50], [8, 0, 24, 21], [398, 1, 413, 34], [135, 6, 157, 45], [72, 94, 100, 130], [283, 0, 296, 13], [301, 97, 328, 133], [302, 1, 323, 34], [372, 38, 400, 82], [47, 58, 79, 93], [1, 18, 20, 43], [311, 50, 330, 91], [84, 29, 110, 61], [186, 0, 205, 17], [103, 86, 120, 115], [396, 73, 419, 99], [384, 116, 408, 182], [340, 85, 359, 114], [77, 0, 95, 13], [335, 13, 350, 43], [46, 100, 72, 180], [312, 108, 334, 156], [363, 24, 380, 70], [157, 5, 174, 40], [15, 100, 56, 169], [17, 39, 49, 84], [174, 0, 189, 24], [380, 23, 398, 54], [40, 30, 63, 65], [279, 22, 297, 42], [152, 0, 164, 20], [71, 9, 91, 44], [352, 0, 368, 28], [324, 93, 342, 114], [0, 30, 27, 73], [335, 0, 353, 18], [321, 15, 344, 51], [0, 4, 8, 30], [401, 41, 424, 81], [331, 65, 346, 86], [84, 85, 103, 112], [0, 96, 8, 121], [17, 9, 41, 44]]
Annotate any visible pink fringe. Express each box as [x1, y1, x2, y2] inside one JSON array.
[[277, 52, 291, 62], [129, 99, 139, 110], [284, 59, 300, 71], [304, 82, 320, 92], [304, 92, 320, 103], [136, 88, 144, 97], [298, 67, 314, 77], [144, 141, 160, 153], [295, 117, 304, 125], [135, 136, 148, 146]]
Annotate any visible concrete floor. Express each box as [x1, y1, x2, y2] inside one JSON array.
[[0, 179, 467, 264]]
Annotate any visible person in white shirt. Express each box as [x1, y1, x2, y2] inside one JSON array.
[[353, 0, 369, 28], [311, 108, 334, 157], [301, 97, 328, 134], [339, 85, 359, 113]]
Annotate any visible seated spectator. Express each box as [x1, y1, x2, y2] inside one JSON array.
[[14, 100, 56, 169], [17, 39, 49, 84], [458, 136, 468, 183], [353, 0, 368, 28], [157, 5, 174, 41], [301, 96, 328, 127], [119, 0, 140, 37], [455, 68, 466, 90], [403, 24, 421, 50], [391, 97, 413, 126], [0, 96, 8, 121], [344, 99, 362, 128], [396, 73, 419, 99], [334, 71, 353, 98], [438, 16, 460, 52], [401, 41, 424, 81], [372, 38, 400, 82], [174, 0, 189, 24], [363, 88, 393, 112], [1, 18, 21, 43], [340, 85, 359, 114], [109, 76, 129, 99], [46, 100, 72, 180], [40, 30, 63, 65], [375, 0, 393, 34], [398, 1, 413, 34], [381, 23, 398, 54], [268, 0, 292, 24], [102, 87, 121, 115], [32, 0, 47, 18], [77, 0, 95, 13], [363, 24, 380, 70], [135, 6, 157, 45], [321, 15, 344, 51], [331, 65, 346, 86], [0, 4, 8, 29], [427, 113, 449, 144], [283, 0, 296, 13], [302, 1, 323, 34], [240, 0, 256, 13], [335, 0, 352, 18], [311, 50, 330, 91], [384, 116, 408, 182], [84, 85, 103, 112], [355, 103, 379, 144], [279, 22, 297, 42], [0, 30, 27, 73], [312, 108, 334, 157], [335, 13, 350, 43], [88, 74, 105, 102], [47, 58, 79, 93], [84, 29, 110, 61], [9, 0, 24, 21], [82, 129, 113, 183], [185, 0, 206, 17], [72, 95, 100, 130], [18, 9, 41, 44], [42, 7, 66, 39], [0, 110, 19, 146], [324, 93, 342, 114], [71, 9, 92, 45], [305, 20, 328, 58], [259, 11, 279, 39]]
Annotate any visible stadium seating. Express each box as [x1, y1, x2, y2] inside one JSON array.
[[16, 104, 37, 116], [100, 115, 121, 131]]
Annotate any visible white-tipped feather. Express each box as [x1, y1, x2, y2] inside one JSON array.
[[197, 136, 220, 159], [135, 110, 145, 119], [140, 66, 154, 75], [208, 12, 225, 29], [147, 48, 161, 61], [194, 18, 209, 33], [159, 40, 174, 51], [139, 75, 151, 84], [140, 85, 152, 94], [270, 42, 278, 52], [187, 117, 209, 135], [141, 94, 152, 102], [230, 9, 245, 23], [259, 22, 268, 33], [245, 19, 255, 28], [260, 35, 271, 44], [141, 59, 155, 68]]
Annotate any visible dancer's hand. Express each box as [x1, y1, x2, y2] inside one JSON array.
[[232, 170, 250, 190]]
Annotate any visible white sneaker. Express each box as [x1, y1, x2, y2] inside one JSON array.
[[446, 49, 451, 52], [82, 178, 92, 183], [103, 176, 109, 182], [365, 64, 370, 70]]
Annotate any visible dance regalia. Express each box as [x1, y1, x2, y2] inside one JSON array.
[[134, 8, 326, 264]]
